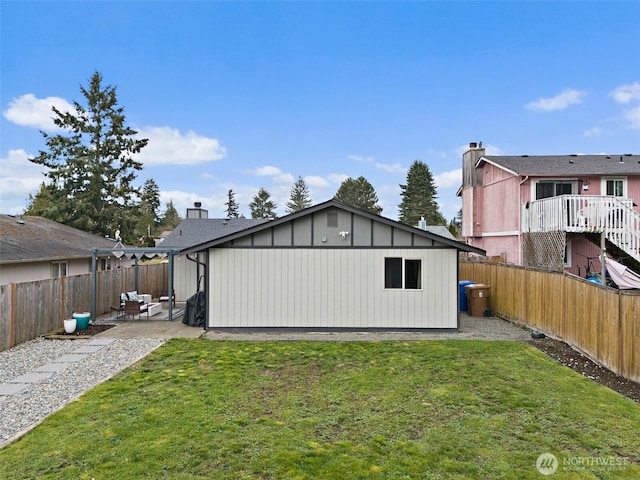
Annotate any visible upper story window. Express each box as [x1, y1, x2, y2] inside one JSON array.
[[605, 179, 625, 197], [535, 181, 573, 200], [327, 212, 338, 228]]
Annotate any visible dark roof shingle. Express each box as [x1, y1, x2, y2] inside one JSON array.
[[481, 154, 640, 176], [0, 215, 121, 263]]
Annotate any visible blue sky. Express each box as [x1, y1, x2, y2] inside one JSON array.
[[2, 1, 639, 223]]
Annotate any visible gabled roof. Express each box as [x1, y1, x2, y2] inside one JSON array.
[[160, 217, 269, 249], [479, 154, 640, 176], [180, 200, 485, 255], [0, 215, 121, 263]]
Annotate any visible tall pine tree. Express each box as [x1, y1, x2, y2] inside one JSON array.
[[225, 189, 240, 218], [27, 71, 148, 243], [285, 176, 312, 213], [398, 160, 446, 226], [249, 188, 278, 219], [334, 176, 382, 215], [159, 200, 182, 230]]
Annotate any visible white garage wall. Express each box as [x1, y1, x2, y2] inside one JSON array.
[[209, 248, 457, 329]]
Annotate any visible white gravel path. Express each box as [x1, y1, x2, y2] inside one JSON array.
[[0, 337, 163, 448]]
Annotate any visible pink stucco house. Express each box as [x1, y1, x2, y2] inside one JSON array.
[[458, 142, 640, 280]]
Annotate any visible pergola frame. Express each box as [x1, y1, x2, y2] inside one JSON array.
[[91, 247, 181, 322]]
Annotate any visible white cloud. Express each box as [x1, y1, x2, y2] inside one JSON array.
[[245, 165, 294, 185], [327, 173, 349, 184], [3, 94, 75, 131], [434, 169, 462, 189], [305, 175, 331, 188], [0, 149, 48, 214], [525, 88, 587, 112], [375, 162, 406, 174], [610, 82, 640, 104], [348, 154, 374, 163], [135, 126, 226, 165], [583, 127, 602, 137], [252, 165, 283, 177], [622, 105, 640, 130]]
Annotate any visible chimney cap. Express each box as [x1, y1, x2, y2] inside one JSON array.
[[469, 142, 477, 149], [194, 202, 202, 208]]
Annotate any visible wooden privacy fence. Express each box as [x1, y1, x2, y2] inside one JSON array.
[[460, 261, 640, 383], [0, 263, 167, 351]]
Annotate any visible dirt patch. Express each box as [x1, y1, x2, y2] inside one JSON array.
[[528, 336, 640, 403], [44, 324, 116, 339]]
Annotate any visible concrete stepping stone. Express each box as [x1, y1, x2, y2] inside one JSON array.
[[0, 383, 29, 396], [73, 345, 104, 354], [35, 363, 68, 372], [53, 354, 86, 363], [8, 373, 53, 383], [88, 338, 116, 346]]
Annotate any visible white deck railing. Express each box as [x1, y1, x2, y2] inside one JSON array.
[[522, 195, 640, 262]]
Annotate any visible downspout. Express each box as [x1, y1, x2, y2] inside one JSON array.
[[168, 250, 174, 321], [91, 249, 97, 323], [519, 176, 529, 265], [186, 252, 206, 294], [186, 250, 208, 330]]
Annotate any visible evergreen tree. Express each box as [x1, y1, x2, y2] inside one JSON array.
[[133, 179, 161, 244], [159, 200, 182, 229], [249, 188, 278, 219], [285, 176, 312, 213], [225, 189, 240, 218], [28, 71, 148, 243], [447, 208, 462, 238], [141, 179, 161, 224], [25, 183, 66, 222], [333, 176, 382, 215], [398, 160, 446, 227]]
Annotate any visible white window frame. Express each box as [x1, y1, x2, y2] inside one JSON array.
[[602, 177, 626, 197], [51, 261, 68, 278]]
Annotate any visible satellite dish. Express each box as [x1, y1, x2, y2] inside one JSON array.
[[115, 229, 122, 241]]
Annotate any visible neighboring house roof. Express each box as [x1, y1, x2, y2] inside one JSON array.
[[479, 154, 640, 176], [421, 225, 456, 240], [180, 200, 485, 255], [0, 215, 121, 263], [161, 218, 269, 249]]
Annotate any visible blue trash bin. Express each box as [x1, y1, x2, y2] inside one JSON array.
[[459, 281, 475, 311]]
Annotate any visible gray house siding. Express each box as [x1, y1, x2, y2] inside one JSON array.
[[209, 248, 457, 329]]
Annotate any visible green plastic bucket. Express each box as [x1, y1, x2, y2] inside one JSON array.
[[73, 312, 90, 330]]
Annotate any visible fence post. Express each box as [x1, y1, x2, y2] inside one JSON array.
[[10, 283, 16, 348]]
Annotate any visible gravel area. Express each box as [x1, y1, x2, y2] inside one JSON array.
[[0, 337, 163, 447]]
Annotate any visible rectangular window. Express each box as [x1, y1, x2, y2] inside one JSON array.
[[535, 181, 573, 200], [51, 261, 67, 278], [606, 179, 624, 197], [385, 257, 422, 289], [327, 212, 338, 227], [385, 257, 403, 288]]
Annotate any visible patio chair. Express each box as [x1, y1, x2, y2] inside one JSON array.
[[159, 289, 176, 307], [124, 300, 149, 320]]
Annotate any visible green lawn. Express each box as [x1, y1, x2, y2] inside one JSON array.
[[1, 340, 639, 479]]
